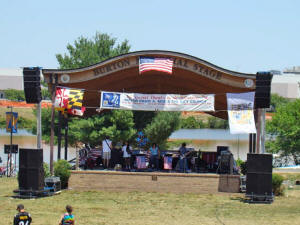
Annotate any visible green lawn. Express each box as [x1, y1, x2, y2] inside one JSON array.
[[1, 178, 300, 224], [0, 107, 35, 120]]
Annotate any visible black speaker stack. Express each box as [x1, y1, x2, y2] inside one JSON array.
[[18, 148, 44, 196], [23, 67, 42, 104], [255, 72, 273, 109], [246, 153, 273, 203]]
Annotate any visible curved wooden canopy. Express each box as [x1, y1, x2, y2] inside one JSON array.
[[42, 50, 256, 119]]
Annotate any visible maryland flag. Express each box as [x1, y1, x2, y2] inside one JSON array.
[[54, 87, 86, 116]]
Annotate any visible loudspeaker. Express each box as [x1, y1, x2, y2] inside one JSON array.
[[246, 154, 273, 197], [23, 67, 42, 104], [247, 154, 272, 173], [4, 144, 18, 154], [218, 152, 234, 174], [18, 148, 44, 191], [255, 72, 273, 108]]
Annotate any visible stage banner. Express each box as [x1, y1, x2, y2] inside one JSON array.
[[227, 92, 256, 134], [6, 112, 18, 133], [100, 91, 215, 111]]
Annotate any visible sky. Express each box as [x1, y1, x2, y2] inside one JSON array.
[[1, 0, 299, 73]]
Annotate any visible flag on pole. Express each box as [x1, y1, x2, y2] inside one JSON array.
[[6, 112, 18, 133], [139, 57, 174, 74], [54, 87, 85, 116], [227, 92, 256, 134]]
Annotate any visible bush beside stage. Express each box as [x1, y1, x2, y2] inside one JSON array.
[[1, 177, 300, 224]]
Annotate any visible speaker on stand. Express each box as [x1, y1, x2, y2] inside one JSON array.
[[17, 148, 45, 197], [23, 67, 42, 104], [255, 72, 273, 109], [246, 153, 273, 203]]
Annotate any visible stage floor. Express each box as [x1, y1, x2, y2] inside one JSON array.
[[69, 170, 240, 194]]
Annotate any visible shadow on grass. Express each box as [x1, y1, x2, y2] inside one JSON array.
[[230, 196, 273, 204]]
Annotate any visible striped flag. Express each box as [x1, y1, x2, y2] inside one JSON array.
[[139, 57, 174, 74], [136, 156, 147, 169], [164, 156, 173, 170]]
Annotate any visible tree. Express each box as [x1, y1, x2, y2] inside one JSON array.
[[144, 112, 181, 149], [180, 116, 201, 129], [31, 107, 59, 143], [206, 116, 228, 129], [56, 32, 130, 69], [266, 99, 300, 164], [4, 89, 25, 101], [133, 111, 156, 130], [68, 110, 136, 147], [269, 94, 290, 112]]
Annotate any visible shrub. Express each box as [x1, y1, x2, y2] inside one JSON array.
[[54, 160, 71, 189], [272, 173, 285, 196], [240, 161, 247, 175], [235, 159, 243, 167], [43, 163, 50, 178]]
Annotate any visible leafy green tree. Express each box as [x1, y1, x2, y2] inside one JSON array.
[[144, 112, 181, 149], [4, 89, 25, 101], [181, 116, 201, 129], [266, 99, 300, 164], [56, 32, 130, 69], [68, 110, 136, 147], [31, 107, 59, 143], [269, 94, 290, 112], [41, 88, 51, 100], [133, 111, 156, 130], [204, 116, 228, 129]]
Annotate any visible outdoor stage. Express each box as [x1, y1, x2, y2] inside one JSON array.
[[69, 171, 240, 194]]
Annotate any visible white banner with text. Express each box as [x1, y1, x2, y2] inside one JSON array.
[[100, 92, 215, 111], [227, 92, 256, 134]]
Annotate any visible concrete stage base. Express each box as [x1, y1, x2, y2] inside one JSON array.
[[69, 171, 240, 194]]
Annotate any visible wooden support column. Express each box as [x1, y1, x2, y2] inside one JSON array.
[[64, 114, 69, 160], [49, 74, 57, 175], [57, 111, 62, 160]]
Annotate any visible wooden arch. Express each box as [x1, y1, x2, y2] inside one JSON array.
[[42, 50, 256, 119]]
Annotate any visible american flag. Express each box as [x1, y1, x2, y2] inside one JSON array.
[[139, 57, 174, 74], [136, 156, 147, 169], [164, 156, 173, 170]]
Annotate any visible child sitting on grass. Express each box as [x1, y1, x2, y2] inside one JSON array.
[[59, 205, 75, 225]]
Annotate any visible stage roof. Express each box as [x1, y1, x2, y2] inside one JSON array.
[[42, 50, 256, 119]]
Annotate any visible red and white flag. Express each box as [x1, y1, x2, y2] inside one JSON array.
[[139, 57, 174, 74]]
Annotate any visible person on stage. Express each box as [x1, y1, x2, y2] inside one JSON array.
[[13, 204, 32, 225], [148, 143, 160, 171], [122, 141, 132, 170], [102, 136, 112, 169], [179, 142, 189, 173]]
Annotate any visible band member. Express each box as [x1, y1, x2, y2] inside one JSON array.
[[122, 141, 132, 170], [13, 204, 32, 225], [102, 136, 112, 169], [148, 143, 160, 170], [179, 142, 189, 173]]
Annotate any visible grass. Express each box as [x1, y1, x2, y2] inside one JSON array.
[[0, 107, 35, 120], [1, 178, 300, 224]]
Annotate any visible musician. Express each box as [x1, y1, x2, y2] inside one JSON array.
[[179, 142, 189, 173], [122, 141, 132, 170], [148, 143, 160, 171]]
